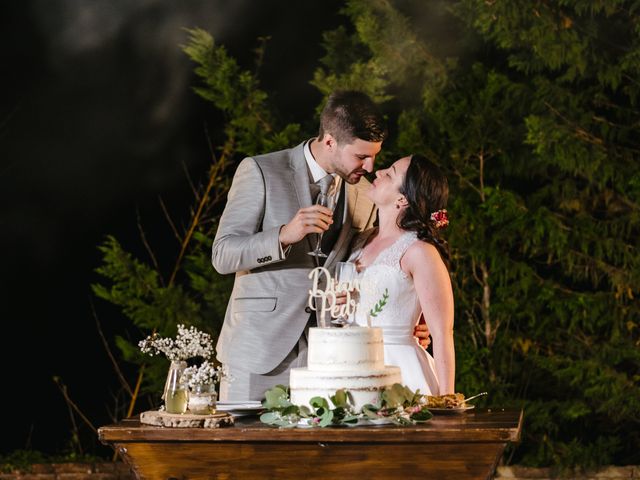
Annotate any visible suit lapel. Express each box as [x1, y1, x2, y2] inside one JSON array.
[[289, 142, 317, 257], [325, 181, 375, 268], [290, 143, 312, 208], [348, 181, 376, 229]]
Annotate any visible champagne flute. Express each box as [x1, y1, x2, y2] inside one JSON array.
[[331, 261, 357, 326], [307, 192, 337, 257]]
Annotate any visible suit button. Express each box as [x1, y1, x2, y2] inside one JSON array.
[[266, 256, 272, 261], [257, 258, 262, 263]]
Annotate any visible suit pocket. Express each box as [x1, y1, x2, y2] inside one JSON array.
[[234, 297, 277, 313]]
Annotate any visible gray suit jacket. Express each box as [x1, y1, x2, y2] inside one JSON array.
[[212, 141, 377, 374]]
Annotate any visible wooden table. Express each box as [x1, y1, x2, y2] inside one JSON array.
[[99, 408, 523, 480]]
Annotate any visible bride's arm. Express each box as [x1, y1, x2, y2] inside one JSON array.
[[402, 242, 455, 394]]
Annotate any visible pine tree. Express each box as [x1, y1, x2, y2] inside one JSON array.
[[92, 28, 303, 409], [311, 0, 639, 467]]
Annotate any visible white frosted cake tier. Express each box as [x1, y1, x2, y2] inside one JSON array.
[[289, 326, 402, 410], [289, 366, 402, 410], [307, 326, 385, 372]]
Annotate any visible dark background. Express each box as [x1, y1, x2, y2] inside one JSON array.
[[0, 0, 343, 455]]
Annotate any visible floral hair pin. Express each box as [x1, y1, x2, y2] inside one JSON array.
[[430, 209, 449, 228]]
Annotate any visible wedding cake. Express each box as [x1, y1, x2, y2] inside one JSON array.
[[289, 326, 402, 410]]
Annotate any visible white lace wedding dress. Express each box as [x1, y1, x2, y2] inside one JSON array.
[[347, 228, 441, 396]]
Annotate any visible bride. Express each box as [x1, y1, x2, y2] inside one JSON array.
[[347, 154, 455, 395]]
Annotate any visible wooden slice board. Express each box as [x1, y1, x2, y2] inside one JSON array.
[[140, 410, 234, 428]]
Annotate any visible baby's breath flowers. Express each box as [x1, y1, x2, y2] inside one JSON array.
[[138, 324, 214, 361], [138, 324, 226, 411], [180, 361, 223, 390]]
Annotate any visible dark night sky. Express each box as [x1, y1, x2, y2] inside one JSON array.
[[0, 0, 344, 455]]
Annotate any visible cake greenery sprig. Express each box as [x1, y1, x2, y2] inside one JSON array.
[[369, 288, 389, 318], [260, 383, 433, 427]]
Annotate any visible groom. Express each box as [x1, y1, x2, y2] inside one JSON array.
[[212, 90, 387, 401]]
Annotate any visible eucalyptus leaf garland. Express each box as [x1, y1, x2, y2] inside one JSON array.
[[259, 383, 433, 427]]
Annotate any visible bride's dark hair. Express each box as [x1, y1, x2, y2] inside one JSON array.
[[398, 154, 450, 268]]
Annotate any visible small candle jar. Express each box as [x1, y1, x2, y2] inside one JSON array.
[[188, 384, 217, 415]]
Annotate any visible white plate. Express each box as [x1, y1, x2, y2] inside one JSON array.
[[296, 418, 380, 427], [427, 405, 474, 414], [296, 418, 315, 428], [216, 401, 264, 416], [365, 417, 395, 425], [216, 401, 263, 408]]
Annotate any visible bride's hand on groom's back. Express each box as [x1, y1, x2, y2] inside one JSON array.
[[414, 316, 431, 349]]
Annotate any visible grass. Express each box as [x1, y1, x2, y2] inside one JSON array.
[[0, 449, 109, 473]]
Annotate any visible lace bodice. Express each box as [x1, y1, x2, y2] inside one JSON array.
[[346, 229, 441, 396], [348, 229, 421, 337]]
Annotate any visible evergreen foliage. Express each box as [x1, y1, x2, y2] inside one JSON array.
[[92, 28, 304, 406], [92, 2, 639, 469], [311, 0, 639, 468], [181, 28, 302, 155]]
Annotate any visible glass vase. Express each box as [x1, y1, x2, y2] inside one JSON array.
[[163, 360, 188, 414], [188, 384, 217, 415]]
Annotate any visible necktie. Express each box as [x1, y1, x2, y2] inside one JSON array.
[[316, 174, 334, 201], [321, 178, 344, 253]]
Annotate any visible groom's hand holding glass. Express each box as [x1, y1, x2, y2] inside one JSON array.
[[278, 204, 334, 249]]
